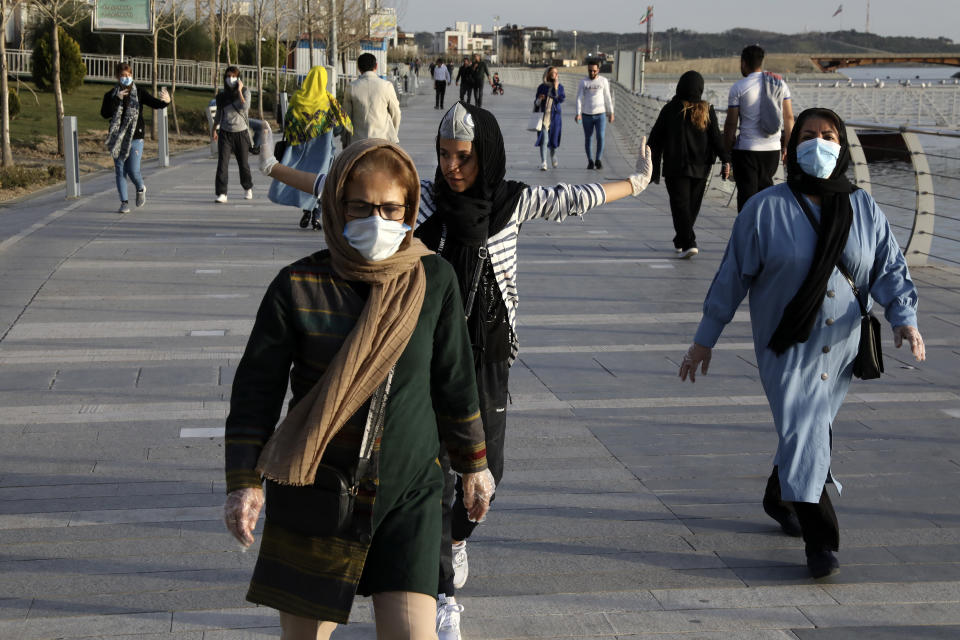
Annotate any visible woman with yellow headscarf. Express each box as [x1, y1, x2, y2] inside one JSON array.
[[268, 66, 353, 230]]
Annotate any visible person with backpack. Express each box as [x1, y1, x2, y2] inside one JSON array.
[[724, 44, 794, 212]]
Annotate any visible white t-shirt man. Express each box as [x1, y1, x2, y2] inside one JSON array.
[[576, 76, 614, 116], [728, 72, 792, 151]]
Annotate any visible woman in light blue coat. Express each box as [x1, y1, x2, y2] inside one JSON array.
[[679, 108, 926, 579]]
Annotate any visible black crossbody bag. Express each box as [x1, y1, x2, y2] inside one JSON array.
[[264, 367, 395, 537], [791, 187, 883, 380]]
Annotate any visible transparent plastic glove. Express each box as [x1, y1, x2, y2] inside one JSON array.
[[628, 135, 653, 196], [894, 325, 926, 362], [679, 342, 712, 383], [461, 469, 496, 524], [224, 487, 264, 548], [259, 122, 278, 176]]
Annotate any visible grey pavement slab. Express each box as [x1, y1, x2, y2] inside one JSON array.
[[0, 75, 958, 639]]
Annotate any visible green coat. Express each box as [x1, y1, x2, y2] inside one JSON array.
[[225, 251, 486, 622]]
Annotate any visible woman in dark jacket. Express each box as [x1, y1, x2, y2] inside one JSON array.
[[100, 62, 170, 213], [648, 70, 730, 258]]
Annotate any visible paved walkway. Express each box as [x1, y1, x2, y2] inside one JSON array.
[[1, 77, 960, 640]]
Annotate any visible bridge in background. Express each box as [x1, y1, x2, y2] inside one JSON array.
[[812, 54, 960, 72]]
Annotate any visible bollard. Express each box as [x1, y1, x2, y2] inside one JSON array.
[[403, 74, 408, 93], [63, 116, 81, 198], [156, 106, 170, 167], [207, 99, 218, 157], [278, 92, 289, 128]]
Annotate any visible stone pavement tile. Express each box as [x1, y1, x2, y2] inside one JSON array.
[[689, 526, 960, 553], [492, 491, 666, 512], [51, 366, 141, 390], [2, 532, 236, 562], [822, 581, 960, 605], [469, 548, 725, 576], [0, 482, 121, 502], [3, 567, 250, 600], [716, 545, 899, 569], [799, 602, 960, 627], [462, 611, 616, 639], [0, 490, 222, 516], [23, 588, 250, 619], [615, 633, 797, 640], [650, 585, 834, 610], [473, 517, 690, 543], [172, 607, 279, 632], [605, 606, 813, 635], [68, 505, 221, 527], [462, 567, 744, 597], [0, 598, 32, 621], [464, 591, 663, 617], [0, 369, 55, 391], [0, 611, 173, 640], [138, 366, 220, 387], [0, 521, 184, 545], [886, 544, 960, 563], [735, 561, 960, 587], [200, 628, 280, 640], [792, 626, 960, 639], [483, 502, 676, 522]]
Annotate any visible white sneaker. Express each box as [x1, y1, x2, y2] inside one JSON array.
[[678, 247, 699, 259], [244, 189, 253, 200], [215, 194, 228, 203], [452, 540, 468, 589], [436, 594, 464, 640], [552, 157, 559, 168], [539, 161, 548, 171]]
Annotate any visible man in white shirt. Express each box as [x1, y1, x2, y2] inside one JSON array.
[[433, 57, 452, 110], [724, 44, 794, 211], [343, 53, 401, 145], [575, 61, 614, 170]]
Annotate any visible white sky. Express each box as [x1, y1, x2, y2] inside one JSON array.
[[393, 0, 959, 42]]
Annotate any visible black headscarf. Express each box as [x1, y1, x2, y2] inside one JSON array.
[[675, 70, 704, 102], [416, 102, 527, 366], [767, 108, 859, 355]]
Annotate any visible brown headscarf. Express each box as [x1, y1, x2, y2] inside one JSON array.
[[256, 139, 432, 485]]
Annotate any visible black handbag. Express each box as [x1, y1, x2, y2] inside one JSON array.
[[264, 368, 395, 537], [273, 138, 288, 162], [791, 187, 883, 380]]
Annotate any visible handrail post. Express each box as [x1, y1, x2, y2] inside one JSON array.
[[844, 126, 872, 196], [157, 107, 170, 167], [901, 132, 935, 267], [63, 116, 81, 198]]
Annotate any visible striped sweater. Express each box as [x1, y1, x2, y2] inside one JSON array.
[[314, 175, 607, 363]]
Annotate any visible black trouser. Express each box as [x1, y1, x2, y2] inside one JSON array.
[[664, 176, 708, 250], [731, 149, 780, 212], [435, 80, 447, 109], [763, 466, 840, 554], [472, 84, 484, 108], [438, 359, 509, 597], [459, 82, 473, 104], [215, 130, 253, 196]]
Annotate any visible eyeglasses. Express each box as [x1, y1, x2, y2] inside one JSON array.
[[343, 200, 408, 221]]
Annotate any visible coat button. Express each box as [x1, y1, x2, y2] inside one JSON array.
[[822, 346, 831, 353], [826, 318, 835, 326], [826, 290, 836, 298], [821, 373, 829, 380]]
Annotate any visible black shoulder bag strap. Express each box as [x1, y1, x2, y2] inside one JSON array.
[[354, 366, 395, 485], [437, 224, 489, 320], [789, 186, 868, 317]]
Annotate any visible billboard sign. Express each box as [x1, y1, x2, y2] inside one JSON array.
[[368, 9, 397, 40], [93, 0, 154, 34]]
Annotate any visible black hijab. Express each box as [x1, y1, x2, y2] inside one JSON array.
[[417, 102, 527, 366], [767, 108, 859, 355]]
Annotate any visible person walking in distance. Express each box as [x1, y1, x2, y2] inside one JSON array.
[[343, 53, 401, 144], [725, 44, 795, 211], [434, 58, 452, 110], [648, 70, 730, 259], [575, 61, 614, 170], [212, 66, 254, 203], [100, 63, 170, 213], [471, 53, 492, 108], [534, 66, 565, 170], [455, 57, 474, 105]]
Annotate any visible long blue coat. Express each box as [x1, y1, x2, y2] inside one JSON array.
[[694, 184, 919, 503], [268, 132, 334, 211], [534, 82, 565, 149]]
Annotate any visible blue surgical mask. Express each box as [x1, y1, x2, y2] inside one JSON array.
[[796, 138, 841, 179], [119, 76, 133, 87]]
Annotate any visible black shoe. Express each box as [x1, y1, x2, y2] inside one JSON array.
[[806, 550, 840, 579], [587, 160, 595, 170], [763, 502, 802, 537], [595, 159, 603, 169], [310, 209, 322, 230], [299, 210, 311, 229]]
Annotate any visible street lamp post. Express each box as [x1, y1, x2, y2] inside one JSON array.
[[572, 30, 577, 64]]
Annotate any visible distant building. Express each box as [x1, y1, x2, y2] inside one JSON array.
[[393, 30, 418, 58], [496, 24, 557, 65], [434, 21, 494, 56]]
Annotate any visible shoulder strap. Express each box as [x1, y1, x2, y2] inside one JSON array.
[[437, 224, 489, 319], [354, 366, 395, 483], [789, 185, 867, 315]]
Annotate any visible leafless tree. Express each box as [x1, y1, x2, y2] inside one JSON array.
[[161, 0, 190, 134], [30, 0, 88, 156], [0, 0, 23, 166]]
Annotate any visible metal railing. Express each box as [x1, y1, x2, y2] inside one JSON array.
[[497, 67, 960, 268]]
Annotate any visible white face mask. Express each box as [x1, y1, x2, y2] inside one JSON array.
[[226, 77, 238, 87], [343, 216, 410, 261]]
